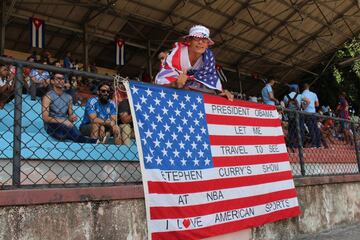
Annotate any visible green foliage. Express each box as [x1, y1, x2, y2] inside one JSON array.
[[323, 37, 360, 113], [333, 66, 343, 83], [353, 61, 360, 78]]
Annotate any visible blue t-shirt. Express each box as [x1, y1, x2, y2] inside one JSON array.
[[261, 84, 275, 105], [302, 89, 318, 113], [29, 69, 50, 84], [80, 97, 116, 127]]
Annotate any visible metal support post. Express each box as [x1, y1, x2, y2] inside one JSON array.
[[83, 24, 89, 72], [295, 111, 305, 176], [13, 65, 23, 186], [0, 0, 6, 55], [147, 40, 152, 79], [351, 122, 360, 172]]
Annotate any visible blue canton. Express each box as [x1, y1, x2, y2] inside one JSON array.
[[129, 81, 213, 170], [188, 49, 220, 89]]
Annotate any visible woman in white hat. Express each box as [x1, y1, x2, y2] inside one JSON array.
[[155, 25, 233, 100]]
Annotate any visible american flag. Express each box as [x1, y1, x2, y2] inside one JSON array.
[[126, 81, 300, 240]]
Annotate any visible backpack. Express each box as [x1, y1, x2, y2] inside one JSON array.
[[286, 93, 299, 119]]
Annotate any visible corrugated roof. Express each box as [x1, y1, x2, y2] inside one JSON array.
[[4, 0, 360, 94]]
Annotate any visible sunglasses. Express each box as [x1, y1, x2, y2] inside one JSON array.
[[54, 76, 64, 80], [100, 89, 110, 93], [191, 37, 210, 43]]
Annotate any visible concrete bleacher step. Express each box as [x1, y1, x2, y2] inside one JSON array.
[[0, 95, 138, 161]]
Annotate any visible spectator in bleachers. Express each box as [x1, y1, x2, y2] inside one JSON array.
[[90, 63, 97, 73], [63, 52, 73, 69], [64, 74, 78, 105], [0, 64, 15, 109], [42, 73, 97, 143], [319, 113, 335, 148], [261, 77, 279, 105], [283, 84, 309, 150], [23, 56, 36, 87], [336, 92, 353, 145], [80, 83, 122, 144], [116, 84, 134, 145], [302, 83, 321, 148], [29, 59, 51, 97]]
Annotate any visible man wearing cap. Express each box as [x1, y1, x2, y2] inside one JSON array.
[[283, 84, 310, 150], [155, 25, 233, 100]]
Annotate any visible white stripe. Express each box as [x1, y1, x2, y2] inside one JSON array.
[[211, 144, 287, 157], [208, 125, 283, 136], [32, 23, 36, 48], [150, 197, 299, 232], [38, 24, 43, 48], [204, 103, 279, 119], [145, 161, 291, 183], [166, 42, 180, 70], [148, 179, 295, 207]]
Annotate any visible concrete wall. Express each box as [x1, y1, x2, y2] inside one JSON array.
[[0, 200, 147, 240], [253, 180, 360, 240], [1, 176, 360, 240]]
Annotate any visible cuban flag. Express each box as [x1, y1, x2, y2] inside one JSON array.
[[116, 38, 125, 66], [30, 17, 45, 48]]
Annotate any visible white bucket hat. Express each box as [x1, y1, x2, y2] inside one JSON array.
[[186, 25, 214, 45]]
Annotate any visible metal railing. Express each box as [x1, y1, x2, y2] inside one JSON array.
[[0, 57, 140, 189], [280, 107, 360, 177], [0, 56, 359, 189]]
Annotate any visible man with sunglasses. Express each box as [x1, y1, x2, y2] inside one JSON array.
[[42, 73, 97, 143], [80, 83, 122, 144]]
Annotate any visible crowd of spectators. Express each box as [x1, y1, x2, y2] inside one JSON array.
[[0, 51, 133, 146], [260, 79, 355, 151], [0, 29, 357, 150]]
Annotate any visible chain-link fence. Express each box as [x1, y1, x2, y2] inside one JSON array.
[[1, 56, 360, 189], [0, 57, 141, 189], [281, 108, 360, 177]]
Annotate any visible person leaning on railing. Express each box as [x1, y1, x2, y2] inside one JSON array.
[[0, 64, 15, 109], [154, 25, 233, 100], [42, 73, 97, 144]]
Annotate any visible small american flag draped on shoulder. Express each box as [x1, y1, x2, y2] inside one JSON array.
[[125, 81, 300, 240]]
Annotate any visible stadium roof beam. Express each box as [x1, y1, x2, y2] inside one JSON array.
[[235, 0, 311, 66], [281, 3, 358, 65], [186, 0, 322, 55]]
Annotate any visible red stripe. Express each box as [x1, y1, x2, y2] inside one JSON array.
[[150, 189, 297, 219], [206, 114, 281, 127], [209, 135, 285, 145], [151, 207, 301, 240], [148, 171, 293, 194], [204, 94, 277, 110], [171, 42, 181, 70], [213, 153, 289, 167]]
